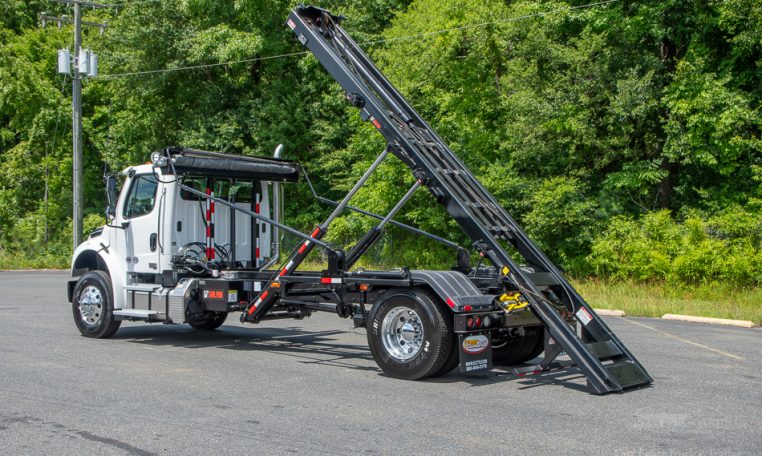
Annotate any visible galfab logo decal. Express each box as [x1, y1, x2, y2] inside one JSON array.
[[462, 334, 489, 355]]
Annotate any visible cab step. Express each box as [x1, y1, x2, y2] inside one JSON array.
[[113, 309, 158, 320]]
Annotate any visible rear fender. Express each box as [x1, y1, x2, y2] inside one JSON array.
[[409, 270, 495, 312]]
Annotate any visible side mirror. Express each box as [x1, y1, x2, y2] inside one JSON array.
[[105, 174, 119, 220]]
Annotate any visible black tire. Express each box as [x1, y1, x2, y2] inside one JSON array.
[[432, 339, 461, 377], [492, 326, 544, 365], [367, 288, 455, 380], [188, 311, 228, 330], [72, 270, 121, 338]]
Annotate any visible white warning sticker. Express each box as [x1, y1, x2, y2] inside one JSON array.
[[575, 307, 594, 326]]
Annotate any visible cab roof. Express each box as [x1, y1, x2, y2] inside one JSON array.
[[156, 147, 300, 182]]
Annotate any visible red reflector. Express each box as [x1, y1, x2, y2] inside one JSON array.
[[445, 297, 456, 308], [320, 277, 332, 284], [466, 317, 474, 329], [255, 203, 260, 213], [464, 305, 473, 312], [371, 118, 381, 129]]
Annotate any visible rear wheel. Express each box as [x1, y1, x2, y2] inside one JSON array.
[[432, 339, 461, 377], [492, 326, 544, 365], [367, 288, 455, 380], [72, 270, 121, 338], [188, 311, 227, 330]]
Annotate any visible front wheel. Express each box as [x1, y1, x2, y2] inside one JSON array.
[[367, 288, 455, 380], [72, 270, 121, 338]]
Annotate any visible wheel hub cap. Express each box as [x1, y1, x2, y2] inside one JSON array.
[[78, 285, 104, 327], [381, 307, 424, 361]]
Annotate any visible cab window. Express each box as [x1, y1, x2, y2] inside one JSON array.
[[123, 174, 159, 219]]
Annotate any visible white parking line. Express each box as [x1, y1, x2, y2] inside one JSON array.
[[620, 317, 744, 361]]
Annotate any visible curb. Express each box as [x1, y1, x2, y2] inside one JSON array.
[[0, 269, 68, 272], [594, 308, 626, 317], [661, 314, 756, 328]]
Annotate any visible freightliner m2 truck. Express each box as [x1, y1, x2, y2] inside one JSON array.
[[67, 6, 652, 394]]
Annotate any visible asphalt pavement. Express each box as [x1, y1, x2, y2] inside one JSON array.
[[0, 271, 760, 455]]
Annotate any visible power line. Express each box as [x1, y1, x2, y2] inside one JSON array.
[[95, 0, 620, 79], [96, 50, 310, 79]]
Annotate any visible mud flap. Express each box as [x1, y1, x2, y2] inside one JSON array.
[[458, 331, 492, 373]]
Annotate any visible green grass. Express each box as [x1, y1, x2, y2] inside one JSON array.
[[0, 252, 68, 270], [573, 278, 762, 325]]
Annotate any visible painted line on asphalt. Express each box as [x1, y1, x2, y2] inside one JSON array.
[[620, 317, 744, 361], [661, 313, 756, 328]]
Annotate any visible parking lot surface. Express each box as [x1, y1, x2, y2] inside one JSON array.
[[0, 271, 760, 455]]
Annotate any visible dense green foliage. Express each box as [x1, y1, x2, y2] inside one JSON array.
[[0, 0, 760, 285], [589, 207, 762, 286]]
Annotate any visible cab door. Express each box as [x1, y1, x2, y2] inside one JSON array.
[[118, 173, 162, 274]]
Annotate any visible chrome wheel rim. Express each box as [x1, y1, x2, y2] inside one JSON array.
[[381, 306, 424, 361], [78, 285, 104, 327]]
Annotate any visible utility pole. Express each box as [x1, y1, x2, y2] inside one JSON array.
[[40, 0, 107, 249]]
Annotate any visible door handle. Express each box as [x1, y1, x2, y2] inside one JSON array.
[[150, 233, 157, 252]]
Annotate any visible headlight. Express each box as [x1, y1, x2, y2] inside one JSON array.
[[151, 151, 167, 167]]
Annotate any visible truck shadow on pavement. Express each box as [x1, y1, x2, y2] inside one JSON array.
[[430, 363, 592, 393], [113, 324, 380, 372], [113, 324, 593, 393]]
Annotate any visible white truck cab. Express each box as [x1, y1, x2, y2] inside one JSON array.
[[68, 147, 296, 336]]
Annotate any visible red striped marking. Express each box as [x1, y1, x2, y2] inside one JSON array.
[[247, 304, 257, 315], [320, 277, 332, 284], [371, 118, 381, 129], [279, 268, 288, 277], [298, 243, 308, 254], [446, 297, 456, 308], [260, 290, 269, 300], [310, 227, 321, 238], [255, 247, 260, 258]]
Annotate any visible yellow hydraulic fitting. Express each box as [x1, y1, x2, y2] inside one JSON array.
[[498, 291, 529, 313]]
